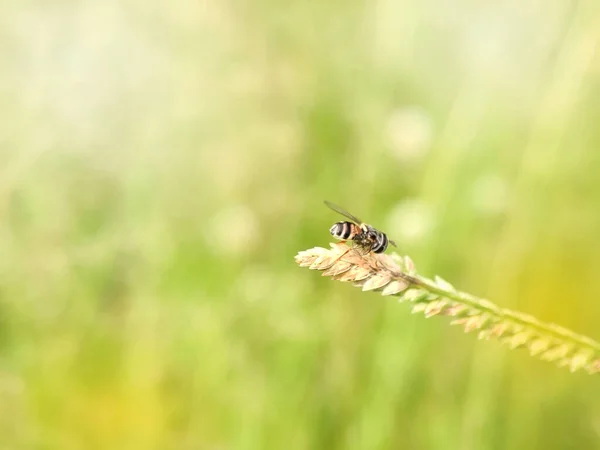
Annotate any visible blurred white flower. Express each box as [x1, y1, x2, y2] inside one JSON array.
[[471, 175, 508, 216], [385, 107, 433, 162], [207, 204, 259, 256], [386, 199, 434, 244]]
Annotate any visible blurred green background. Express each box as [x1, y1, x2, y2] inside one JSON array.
[[1, 0, 600, 449]]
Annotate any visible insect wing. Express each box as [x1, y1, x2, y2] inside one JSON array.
[[323, 201, 363, 225], [351, 239, 372, 255]]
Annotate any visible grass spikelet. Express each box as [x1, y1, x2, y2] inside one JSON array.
[[464, 314, 492, 333], [434, 275, 456, 292], [489, 323, 510, 338], [478, 329, 494, 340], [412, 303, 428, 314], [295, 243, 600, 375], [588, 359, 600, 374], [529, 339, 551, 356], [443, 304, 470, 317], [424, 299, 450, 318], [569, 352, 593, 373], [402, 289, 428, 302], [505, 331, 534, 349], [362, 274, 392, 291], [381, 280, 410, 296]]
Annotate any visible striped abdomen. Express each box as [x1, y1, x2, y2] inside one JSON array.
[[370, 231, 389, 253], [329, 221, 361, 241]]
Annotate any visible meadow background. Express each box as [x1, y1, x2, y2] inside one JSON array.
[[1, 1, 600, 449]]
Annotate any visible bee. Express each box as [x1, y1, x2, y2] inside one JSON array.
[[324, 200, 397, 255]]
